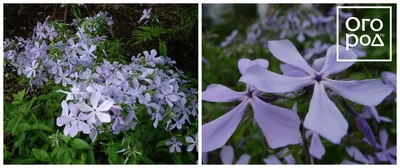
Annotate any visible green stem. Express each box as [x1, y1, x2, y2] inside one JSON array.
[[301, 124, 312, 164]]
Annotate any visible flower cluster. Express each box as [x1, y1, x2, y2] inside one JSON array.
[[4, 12, 198, 143]]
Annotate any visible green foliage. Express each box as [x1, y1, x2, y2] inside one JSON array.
[[133, 26, 167, 45]]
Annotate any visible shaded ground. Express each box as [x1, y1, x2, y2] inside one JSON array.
[[4, 4, 198, 77]]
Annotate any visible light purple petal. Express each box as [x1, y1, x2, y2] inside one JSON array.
[[90, 92, 101, 108], [202, 100, 249, 152], [202, 84, 245, 102], [96, 112, 111, 123], [169, 146, 175, 153], [238, 58, 269, 75], [186, 136, 195, 143], [346, 146, 369, 164], [263, 155, 282, 164], [268, 40, 315, 75], [380, 129, 389, 149], [78, 121, 91, 134], [381, 71, 396, 92], [341, 160, 357, 164], [77, 101, 93, 112], [69, 122, 78, 137], [309, 132, 325, 159], [312, 57, 325, 72], [239, 65, 314, 93], [304, 82, 348, 144], [236, 154, 251, 164], [376, 151, 389, 161], [388, 146, 396, 156], [363, 106, 380, 123], [319, 45, 357, 77], [220, 145, 234, 164], [251, 96, 302, 148], [97, 100, 114, 112], [324, 79, 393, 106], [56, 116, 74, 126]]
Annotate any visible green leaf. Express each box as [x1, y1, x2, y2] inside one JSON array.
[[159, 41, 168, 56], [87, 149, 96, 164], [106, 145, 118, 164], [70, 138, 92, 150], [16, 123, 31, 132], [12, 89, 25, 102], [57, 148, 72, 164], [31, 124, 52, 132], [140, 155, 154, 164], [156, 139, 170, 148], [32, 148, 51, 163], [173, 155, 182, 164], [11, 158, 37, 164]]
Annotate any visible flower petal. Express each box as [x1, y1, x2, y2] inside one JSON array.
[[239, 65, 314, 93], [202, 100, 249, 152], [263, 155, 282, 164], [78, 121, 91, 134], [268, 40, 314, 74], [346, 146, 369, 164], [324, 79, 393, 106], [220, 145, 234, 164], [309, 132, 325, 159], [56, 116, 74, 126], [380, 129, 389, 149], [202, 84, 245, 103], [90, 92, 101, 108], [304, 82, 348, 144], [97, 100, 114, 112], [381, 71, 396, 91], [236, 154, 251, 164], [319, 45, 357, 77], [238, 58, 269, 75], [77, 101, 93, 112], [312, 57, 325, 72], [96, 111, 111, 123], [251, 96, 302, 148]]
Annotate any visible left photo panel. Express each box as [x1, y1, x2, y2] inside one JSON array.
[[3, 4, 198, 164]]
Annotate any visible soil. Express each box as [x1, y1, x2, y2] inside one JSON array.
[[3, 4, 198, 77]]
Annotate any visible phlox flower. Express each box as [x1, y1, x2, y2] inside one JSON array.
[[78, 91, 114, 124], [186, 133, 198, 152], [166, 137, 183, 153], [376, 129, 396, 164], [56, 101, 91, 137], [240, 40, 392, 144], [202, 58, 302, 152], [139, 8, 152, 24]]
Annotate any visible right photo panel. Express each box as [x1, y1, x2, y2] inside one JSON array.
[[202, 4, 396, 164]]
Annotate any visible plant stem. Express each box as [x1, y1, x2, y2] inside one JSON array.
[[301, 124, 312, 164]]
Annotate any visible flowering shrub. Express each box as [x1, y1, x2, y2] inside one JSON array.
[[4, 5, 197, 164], [202, 4, 396, 164]]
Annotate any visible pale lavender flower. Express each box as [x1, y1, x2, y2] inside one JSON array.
[[45, 26, 58, 41], [55, 70, 72, 87], [220, 145, 251, 164], [78, 92, 114, 123], [294, 19, 317, 42], [155, 85, 180, 107], [30, 41, 47, 58], [186, 133, 198, 152], [303, 40, 330, 60], [203, 58, 302, 152], [139, 8, 152, 24], [165, 137, 183, 153], [220, 30, 238, 47], [24, 60, 38, 78], [240, 40, 392, 144], [361, 106, 392, 123], [56, 101, 91, 137], [343, 146, 375, 164], [376, 129, 396, 164]]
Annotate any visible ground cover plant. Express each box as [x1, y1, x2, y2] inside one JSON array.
[[4, 4, 198, 164], [202, 4, 396, 164]]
